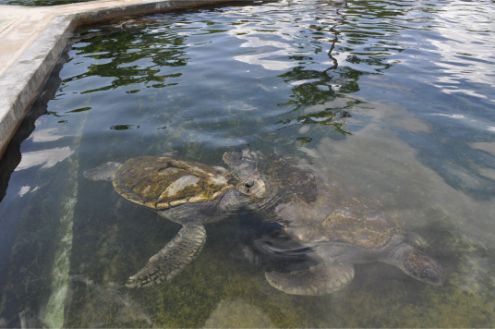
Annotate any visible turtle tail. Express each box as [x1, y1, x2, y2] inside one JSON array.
[[83, 162, 121, 181], [126, 224, 206, 288]]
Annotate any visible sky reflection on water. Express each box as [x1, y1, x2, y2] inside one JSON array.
[[0, 0, 494, 327]]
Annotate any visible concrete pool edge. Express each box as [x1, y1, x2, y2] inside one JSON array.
[[0, 0, 235, 158]]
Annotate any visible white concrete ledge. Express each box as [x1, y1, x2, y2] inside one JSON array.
[[0, 0, 235, 157]]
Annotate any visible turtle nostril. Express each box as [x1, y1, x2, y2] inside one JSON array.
[[245, 180, 255, 188]]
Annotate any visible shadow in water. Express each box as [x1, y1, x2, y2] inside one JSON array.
[[0, 60, 64, 327], [0, 65, 63, 203]]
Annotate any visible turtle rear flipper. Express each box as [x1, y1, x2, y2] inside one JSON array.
[[126, 224, 206, 288], [83, 162, 121, 181], [386, 244, 443, 286], [265, 262, 354, 296]]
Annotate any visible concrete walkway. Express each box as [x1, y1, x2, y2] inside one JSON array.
[[0, 0, 233, 157]]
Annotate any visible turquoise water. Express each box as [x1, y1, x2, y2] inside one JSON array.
[[1, 0, 495, 327]]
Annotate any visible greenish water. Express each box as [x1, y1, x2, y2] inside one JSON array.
[[1, 0, 495, 327]]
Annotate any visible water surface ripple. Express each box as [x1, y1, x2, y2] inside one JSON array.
[[0, 0, 495, 327]]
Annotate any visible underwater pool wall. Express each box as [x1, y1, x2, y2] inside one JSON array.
[[0, 0, 235, 158]]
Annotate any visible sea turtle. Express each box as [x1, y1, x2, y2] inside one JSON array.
[[225, 151, 443, 296], [84, 153, 266, 288]]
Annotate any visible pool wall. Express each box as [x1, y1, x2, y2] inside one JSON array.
[[0, 0, 235, 158]]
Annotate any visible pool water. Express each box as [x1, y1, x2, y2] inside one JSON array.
[[1, 0, 495, 327], [0, 0, 90, 6]]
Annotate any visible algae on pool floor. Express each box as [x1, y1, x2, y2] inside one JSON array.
[[1, 0, 495, 327]]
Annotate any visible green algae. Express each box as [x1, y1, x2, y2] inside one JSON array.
[[55, 171, 495, 328], [62, 208, 314, 328], [204, 298, 274, 328]]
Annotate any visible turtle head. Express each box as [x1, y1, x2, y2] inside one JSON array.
[[235, 177, 266, 199], [222, 149, 260, 179], [223, 149, 266, 199], [393, 245, 443, 286]]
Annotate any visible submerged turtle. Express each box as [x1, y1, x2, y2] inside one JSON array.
[[261, 209, 443, 296], [85, 149, 442, 294], [224, 151, 443, 296], [84, 153, 266, 288]]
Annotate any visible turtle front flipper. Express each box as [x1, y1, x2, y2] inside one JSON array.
[[265, 262, 354, 296], [126, 224, 206, 288]]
